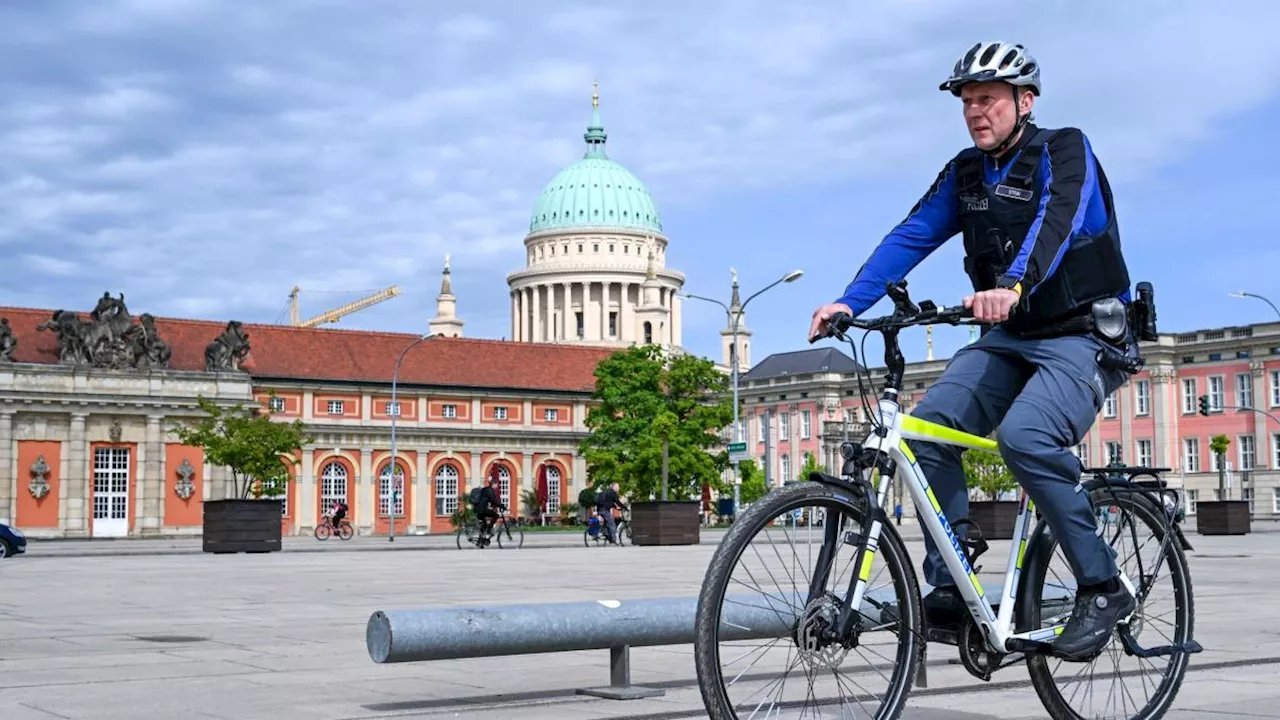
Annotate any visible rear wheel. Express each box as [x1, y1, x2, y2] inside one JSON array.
[[694, 480, 922, 719], [0, 540, 11, 559], [337, 521, 354, 540], [1021, 484, 1195, 720]]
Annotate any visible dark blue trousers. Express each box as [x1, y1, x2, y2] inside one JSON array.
[[908, 326, 1132, 589]]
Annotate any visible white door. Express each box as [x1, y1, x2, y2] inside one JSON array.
[[93, 447, 130, 537]]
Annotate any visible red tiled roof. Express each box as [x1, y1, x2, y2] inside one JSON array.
[[0, 306, 615, 393]]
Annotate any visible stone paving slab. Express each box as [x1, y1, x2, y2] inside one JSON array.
[[0, 521, 1277, 718]]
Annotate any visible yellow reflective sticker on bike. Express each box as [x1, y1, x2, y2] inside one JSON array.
[[1017, 538, 1027, 567], [969, 571, 984, 598], [901, 415, 999, 450], [925, 487, 942, 513], [899, 441, 917, 463], [859, 548, 876, 581]]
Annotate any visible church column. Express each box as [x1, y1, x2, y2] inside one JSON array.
[[510, 292, 518, 340], [562, 281, 571, 340], [519, 288, 529, 342], [601, 281, 611, 340], [531, 286, 542, 342], [622, 282, 633, 344], [545, 283, 555, 342], [585, 282, 597, 342], [0, 411, 11, 524]]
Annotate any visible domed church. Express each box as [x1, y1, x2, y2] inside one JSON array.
[[506, 84, 686, 350]]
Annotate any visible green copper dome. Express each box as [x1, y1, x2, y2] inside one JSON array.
[[528, 89, 662, 235]]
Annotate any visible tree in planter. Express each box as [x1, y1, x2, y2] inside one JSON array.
[[963, 447, 1018, 500], [1210, 434, 1231, 500], [961, 446, 1020, 540], [172, 395, 310, 500], [580, 344, 735, 502]]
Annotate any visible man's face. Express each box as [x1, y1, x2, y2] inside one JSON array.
[[960, 81, 1033, 151]]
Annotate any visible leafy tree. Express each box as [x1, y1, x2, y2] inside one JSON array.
[[963, 447, 1018, 501], [581, 345, 735, 502], [736, 458, 769, 505], [173, 394, 310, 500], [1210, 434, 1231, 499]]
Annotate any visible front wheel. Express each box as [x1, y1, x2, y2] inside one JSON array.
[[498, 520, 524, 549], [694, 480, 922, 719], [314, 523, 331, 541], [1021, 484, 1196, 720]]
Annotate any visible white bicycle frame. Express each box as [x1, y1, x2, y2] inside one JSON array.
[[844, 395, 1137, 653]]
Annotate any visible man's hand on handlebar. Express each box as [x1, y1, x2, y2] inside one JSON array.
[[963, 288, 1019, 324], [808, 302, 853, 343]]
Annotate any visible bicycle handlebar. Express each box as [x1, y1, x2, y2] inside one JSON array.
[[813, 280, 981, 342]]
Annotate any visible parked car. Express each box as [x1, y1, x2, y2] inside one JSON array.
[[0, 522, 27, 558]]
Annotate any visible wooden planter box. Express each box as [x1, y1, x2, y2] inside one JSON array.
[[1196, 500, 1251, 535], [630, 501, 700, 546], [966, 501, 1019, 541], [203, 499, 283, 554]]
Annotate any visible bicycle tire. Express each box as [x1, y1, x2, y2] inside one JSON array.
[[1020, 484, 1195, 720], [314, 523, 331, 541], [694, 480, 922, 719], [499, 521, 524, 549], [337, 521, 354, 540], [455, 523, 469, 549]]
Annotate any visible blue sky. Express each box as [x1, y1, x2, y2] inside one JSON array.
[[2, 0, 1278, 370]]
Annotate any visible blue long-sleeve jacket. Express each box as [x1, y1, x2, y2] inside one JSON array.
[[834, 126, 1112, 316]]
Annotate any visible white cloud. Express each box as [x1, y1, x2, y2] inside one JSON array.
[[0, 0, 1275, 336]]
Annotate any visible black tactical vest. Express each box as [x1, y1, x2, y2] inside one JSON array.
[[954, 127, 1131, 329]]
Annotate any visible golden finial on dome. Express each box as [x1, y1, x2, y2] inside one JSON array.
[[592, 80, 599, 109]]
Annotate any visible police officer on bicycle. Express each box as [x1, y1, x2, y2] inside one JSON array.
[[809, 41, 1146, 662]]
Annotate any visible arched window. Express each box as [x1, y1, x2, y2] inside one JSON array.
[[644, 321, 653, 344], [435, 463, 459, 516], [378, 461, 406, 517], [321, 461, 347, 509], [545, 465, 561, 514], [494, 465, 511, 506]]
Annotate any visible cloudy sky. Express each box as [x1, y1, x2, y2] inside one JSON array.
[[3, 0, 1279, 367]]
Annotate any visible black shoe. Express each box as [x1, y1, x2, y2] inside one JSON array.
[[922, 586, 966, 644], [1052, 582, 1135, 662]]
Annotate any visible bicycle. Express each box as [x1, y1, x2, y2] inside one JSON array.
[[314, 514, 353, 540], [456, 513, 524, 549], [585, 508, 631, 547], [693, 280, 1201, 720]]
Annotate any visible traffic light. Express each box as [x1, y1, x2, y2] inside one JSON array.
[[1198, 395, 1210, 417]]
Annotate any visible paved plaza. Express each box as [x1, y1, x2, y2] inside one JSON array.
[[2, 522, 1279, 719]]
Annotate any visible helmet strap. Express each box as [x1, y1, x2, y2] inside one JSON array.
[[985, 85, 1030, 158]]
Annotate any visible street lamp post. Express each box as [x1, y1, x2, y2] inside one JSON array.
[[680, 268, 803, 515], [389, 333, 434, 542], [1229, 291, 1280, 320]]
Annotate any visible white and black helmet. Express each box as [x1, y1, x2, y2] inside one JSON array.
[[940, 41, 1041, 97]]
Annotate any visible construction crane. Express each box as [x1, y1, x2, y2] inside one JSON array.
[[288, 285, 401, 328]]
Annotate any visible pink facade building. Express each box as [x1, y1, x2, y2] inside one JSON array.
[[736, 319, 1280, 522]]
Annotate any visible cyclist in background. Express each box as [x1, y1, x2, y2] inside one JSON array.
[[594, 482, 627, 544], [471, 474, 507, 543]]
